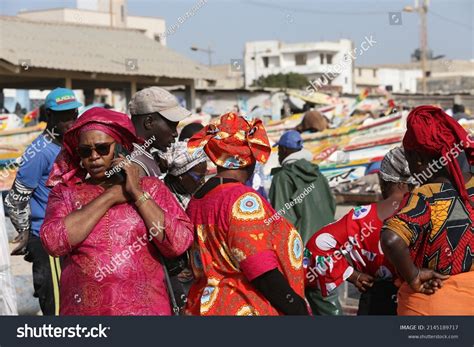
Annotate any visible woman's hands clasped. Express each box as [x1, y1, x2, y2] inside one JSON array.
[[107, 155, 144, 204]]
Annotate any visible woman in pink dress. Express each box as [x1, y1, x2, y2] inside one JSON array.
[[40, 107, 193, 315]]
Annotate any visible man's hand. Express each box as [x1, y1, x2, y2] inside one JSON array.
[[11, 232, 29, 256], [348, 270, 374, 293]]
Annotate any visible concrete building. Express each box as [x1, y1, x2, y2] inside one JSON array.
[[244, 39, 354, 93], [355, 60, 474, 94], [355, 66, 422, 93], [17, 0, 167, 45], [171, 87, 282, 121], [420, 60, 474, 94], [195, 64, 245, 90], [354, 66, 379, 92]]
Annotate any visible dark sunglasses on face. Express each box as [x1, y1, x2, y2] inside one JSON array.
[[77, 142, 115, 158]]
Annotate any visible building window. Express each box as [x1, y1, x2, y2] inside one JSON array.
[[320, 53, 325, 64], [154, 34, 161, 43], [373, 69, 377, 78], [358, 68, 362, 76], [345, 77, 348, 84], [295, 54, 307, 66], [121, 5, 125, 22], [262, 57, 269, 68], [326, 54, 333, 64]]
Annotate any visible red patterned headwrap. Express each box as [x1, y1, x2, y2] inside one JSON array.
[[187, 112, 271, 169], [47, 107, 141, 187], [403, 105, 474, 205]]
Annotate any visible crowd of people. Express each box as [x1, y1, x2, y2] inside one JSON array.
[[3, 86, 473, 316]]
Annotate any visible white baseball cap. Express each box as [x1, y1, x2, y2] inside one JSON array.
[[129, 86, 191, 122]]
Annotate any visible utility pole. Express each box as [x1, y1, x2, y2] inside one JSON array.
[[207, 45, 212, 67], [404, 0, 430, 94], [419, 0, 429, 94], [109, 0, 114, 27], [254, 47, 258, 86], [190, 45, 214, 67]]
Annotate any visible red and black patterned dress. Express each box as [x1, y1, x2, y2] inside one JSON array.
[[384, 178, 474, 275]]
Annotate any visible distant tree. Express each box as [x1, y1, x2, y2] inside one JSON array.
[[252, 73, 309, 89]]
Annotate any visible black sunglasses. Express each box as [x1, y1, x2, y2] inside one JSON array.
[[77, 142, 115, 158]]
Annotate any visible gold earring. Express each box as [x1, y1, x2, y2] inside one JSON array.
[[417, 161, 422, 165]]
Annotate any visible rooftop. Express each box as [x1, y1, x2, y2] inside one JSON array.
[[0, 16, 217, 80]]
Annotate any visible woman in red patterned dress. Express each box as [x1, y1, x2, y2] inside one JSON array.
[[185, 112, 309, 315]]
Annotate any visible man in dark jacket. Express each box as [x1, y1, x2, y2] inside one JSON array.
[[269, 130, 335, 244], [269, 130, 342, 315]]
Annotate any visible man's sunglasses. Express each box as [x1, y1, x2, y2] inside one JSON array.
[[77, 142, 115, 158]]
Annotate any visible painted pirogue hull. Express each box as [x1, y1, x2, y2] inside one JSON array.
[[0, 124, 45, 191], [266, 112, 474, 187]]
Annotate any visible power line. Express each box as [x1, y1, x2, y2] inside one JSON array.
[[243, 0, 474, 30], [242, 0, 388, 15], [429, 10, 473, 30]]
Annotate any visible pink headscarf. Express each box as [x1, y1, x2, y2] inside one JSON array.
[[47, 107, 141, 187]]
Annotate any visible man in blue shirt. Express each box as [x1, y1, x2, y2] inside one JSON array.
[[5, 88, 81, 315]]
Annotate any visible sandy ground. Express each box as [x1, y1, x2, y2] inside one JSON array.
[[6, 204, 359, 315]]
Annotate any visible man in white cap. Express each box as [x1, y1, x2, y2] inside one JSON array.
[[129, 87, 191, 177], [128, 87, 193, 314]]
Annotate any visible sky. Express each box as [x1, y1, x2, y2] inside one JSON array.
[[1, 0, 473, 67]]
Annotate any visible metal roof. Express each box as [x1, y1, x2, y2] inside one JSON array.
[[0, 16, 218, 80]]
